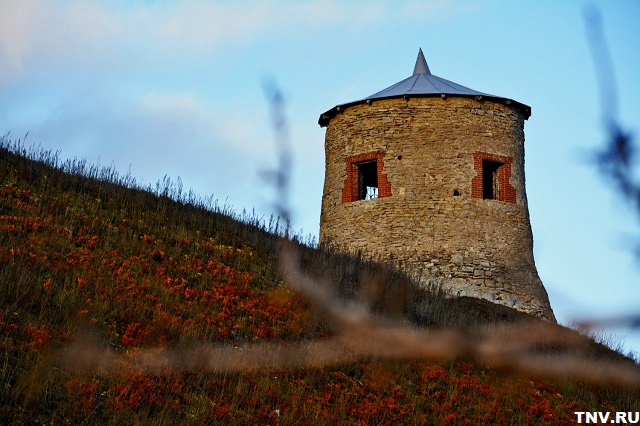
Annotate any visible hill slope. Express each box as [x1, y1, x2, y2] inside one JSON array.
[[1, 140, 638, 424]]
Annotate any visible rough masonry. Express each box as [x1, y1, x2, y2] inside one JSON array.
[[318, 50, 555, 321]]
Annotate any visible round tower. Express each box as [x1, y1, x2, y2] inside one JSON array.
[[318, 49, 555, 321]]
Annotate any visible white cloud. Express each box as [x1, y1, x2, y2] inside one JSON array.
[[0, 0, 489, 236], [0, 1, 46, 82], [1, 0, 479, 84], [0, 1, 133, 83], [154, 2, 272, 51], [0, 1, 330, 83]]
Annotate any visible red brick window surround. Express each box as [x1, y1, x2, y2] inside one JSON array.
[[342, 152, 392, 203], [472, 151, 516, 203]]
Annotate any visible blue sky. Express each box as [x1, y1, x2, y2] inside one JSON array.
[[1, 0, 639, 354]]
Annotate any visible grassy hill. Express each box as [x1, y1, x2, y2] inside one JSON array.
[[1, 137, 638, 424]]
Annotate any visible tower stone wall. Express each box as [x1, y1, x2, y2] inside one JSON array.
[[319, 95, 555, 321]]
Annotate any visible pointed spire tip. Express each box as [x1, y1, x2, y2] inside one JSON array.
[[413, 48, 431, 76]]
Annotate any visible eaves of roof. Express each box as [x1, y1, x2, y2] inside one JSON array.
[[318, 49, 531, 127]]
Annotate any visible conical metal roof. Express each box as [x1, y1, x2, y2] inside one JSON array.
[[368, 48, 490, 99], [319, 49, 530, 127]]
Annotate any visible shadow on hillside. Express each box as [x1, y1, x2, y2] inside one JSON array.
[[3, 136, 637, 388]]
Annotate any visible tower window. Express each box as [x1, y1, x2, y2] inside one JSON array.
[[482, 160, 503, 200], [471, 151, 516, 204], [342, 152, 392, 203], [357, 161, 378, 200]]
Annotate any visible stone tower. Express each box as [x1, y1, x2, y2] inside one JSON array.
[[318, 49, 555, 321]]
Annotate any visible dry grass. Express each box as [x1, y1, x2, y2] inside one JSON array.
[[1, 135, 638, 424]]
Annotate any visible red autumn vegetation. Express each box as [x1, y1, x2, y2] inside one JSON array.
[[1, 139, 638, 424]]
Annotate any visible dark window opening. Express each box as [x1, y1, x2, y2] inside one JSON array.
[[482, 160, 503, 200], [357, 160, 378, 200], [453, 189, 460, 196]]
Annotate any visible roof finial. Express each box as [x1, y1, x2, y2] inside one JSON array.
[[413, 48, 431, 75]]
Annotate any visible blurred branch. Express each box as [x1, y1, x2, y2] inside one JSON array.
[[60, 68, 640, 388], [583, 6, 640, 330], [585, 6, 640, 232], [261, 78, 292, 237], [62, 251, 640, 387]]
